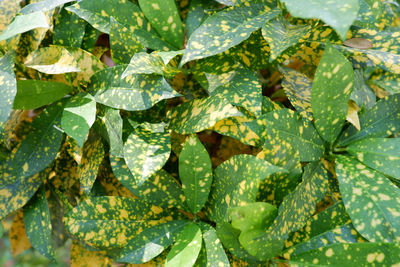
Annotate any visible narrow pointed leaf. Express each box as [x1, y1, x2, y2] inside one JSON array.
[[199, 223, 230, 267], [0, 52, 16, 135], [97, 106, 123, 158]]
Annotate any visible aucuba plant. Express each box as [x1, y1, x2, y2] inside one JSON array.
[[1, 0, 400, 266]]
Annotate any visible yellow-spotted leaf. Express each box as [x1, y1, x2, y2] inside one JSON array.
[[123, 126, 171, 185], [370, 70, 400, 95], [0, 0, 21, 47], [22, 186, 54, 260], [351, 69, 376, 109], [71, 240, 112, 267], [168, 95, 242, 134], [179, 134, 212, 213], [0, 52, 16, 136], [311, 43, 354, 143], [198, 222, 230, 267], [53, 7, 86, 48], [347, 138, 400, 180], [9, 210, 31, 257], [181, 3, 280, 64], [19, 0, 75, 14], [335, 155, 400, 242], [0, 11, 49, 41], [206, 154, 285, 223], [96, 106, 123, 158]]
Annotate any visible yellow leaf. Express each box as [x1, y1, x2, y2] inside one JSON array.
[[9, 210, 31, 257], [346, 100, 361, 130], [71, 240, 112, 267]]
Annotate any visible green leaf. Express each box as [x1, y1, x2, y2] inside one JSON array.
[[279, 66, 313, 122], [0, 52, 16, 135], [168, 95, 242, 134], [14, 80, 73, 110], [165, 223, 202, 267], [339, 94, 400, 145], [88, 65, 180, 111], [97, 106, 123, 158], [19, 0, 75, 14], [311, 43, 354, 143], [281, 0, 359, 39], [53, 7, 86, 48], [336, 155, 400, 242], [371, 71, 400, 95], [198, 223, 230, 267], [185, 0, 219, 39], [138, 0, 184, 49], [23, 186, 54, 260], [0, 11, 49, 41], [117, 220, 190, 264], [124, 126, 171, 185], [206, 154, 285, 223], [351, 69, 376, 109], [181, 4, 280, 64], [179, 134, 212, 213], [289, 243, 400, 265], [61, 94, 96, 147], [347, 138, 400, 180], [78, 131, 105, 193]]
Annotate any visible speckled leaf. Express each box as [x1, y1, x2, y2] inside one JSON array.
[[198, 223, 230, 267], [289, 243, 400, 266], [311, 43, 354, 143], [206, 154, 285, 223], [64, 196, 174, 248], [339, 94, 400, 146], [19, 0, 75, 14], [165, 223, 202, 267], [279, 66, 313, 121], [181, 4, 280, 64], [124, 126, 170, 185], [138, 0, 184, 48], [0, 0, 21, 46], [347, 138, 400, 180], [110, 156, 186, 210], [0, 52, 16, 135], [179, 134, 212, 213], [185, 0, 219, 39], [230, 202, 277, 233], [336, 155, 400, 242], [61, 94, 96, 147], [370, 71, 400, 95], [9, 210, 31, 257], [0, 11, 49, 41], [14, 80, 73, 110], [66, 0, 152, 34], [262, 18, 310, 61], [78, 131, 105, 193], [257, 109, 324, 162], [262, 96, 282, 114], [23, 186, 54, 260], [351, 69, 376, 109], [97, 106, 123, 157], [53, 7, 86, 48], [281, 0, 359, 39], [117, 220, 190, 264], [24, 46, 80, 74], [168, 96, 242, 134], [88, 65, 180, 111], [71, 240, 112, 267]]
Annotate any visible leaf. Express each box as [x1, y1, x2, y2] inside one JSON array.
[[117, 220, 190, 264], [165, 223, 202, 267], [14, 80, 73, 110], [61, 94, 96, 147], [311, 43, 354, 143], [339, 94, 400, 145], [97, 106, 123, 158], [9, 210, 31, 257], [370, 71, 400, 95], [289, 243, 400, 265], [88, 65, 180, 111], [19, 0, 75, 14], [185, 0, 219, 39], [197, 223, 230, 267], [0, 11, 49, 41], [351, 69, 376, 109], [179, 134, 212, 213], [53, 7, 86, 48], [206, 154, 285, 223], [22, 186, 54, 260], [347, 138, 400, 180], [281, 0, 359, 39], [0, 52, 16, 135], [71, 240, 112, 267], [279, 66, 313, 121], [181, 4, 280, 64], [138, 0, 184, 49], [0, 0, 21, 46], [78, 131, 105, 193], [343, 37, 373, 49], [168, 95, 242, 134], [124, 126, 171, 185], [335, 155, 400, 242]]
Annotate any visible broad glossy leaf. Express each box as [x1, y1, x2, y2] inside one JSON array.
[[53, 7, 86, 48], [181, 3, 280, 64], [88, 65, 180, 111], [124, 126, 171, 185], [23, 187, 54, 260], [14, 80, 73, 110], [0, 52, 16, 135], [138, 0, 184, 49], [206, 154, 285, 223], [97, 106, 123, 158], [61, 94, 96, 147], [279, 66, 313, 121], [351, 69, 376, 109], [339, 94, 400, 145], [347, 138, 400, 180], [311, 43, 354, 143], [0, 11, 49, 41], [336, 155, 400, 242], [168, 96, 242, 134], [0, 0, 21, 43], [165, 223, 202, 267], [179, 134, 212, 213], [185, 0, 219, 39], [281, 0, 359, 39], [19, 0, 74, 14], [117, 220, 190, 264], [289, 243, 400, 265], [198, 223, 230, 267]]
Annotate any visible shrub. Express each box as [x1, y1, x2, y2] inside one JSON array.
[[1, 0, 400, 266]]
